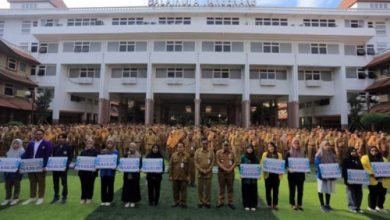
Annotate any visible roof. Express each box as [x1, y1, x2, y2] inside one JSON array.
[[7, 0, 67, 8], [0, 39, 40, 65], [366, 51, 390, 68], [0, 95, 33, 111], [369, 103, 390, 114], [0, 67, 37, 87], [365, 78, 390, 93], [339, 0, 390, 8]]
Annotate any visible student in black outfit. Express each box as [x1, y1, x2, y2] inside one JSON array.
[[285, 137, 306, 211], [100, 138, 119, 207], [145, 144, 165, 206], [241, 144, 259, 211], [342, 147, 364, 213], [122, 142, 142, 208], [78, 138, 99, 204], [51, 133, 73, 204]]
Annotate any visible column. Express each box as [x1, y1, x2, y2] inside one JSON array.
[[288, 64, 299, 128], [98, 63, 110, 124], [195, 59, 201, 126], [235, 100, 241, 126], [118, 95, 128, 123], [52, 64, 64, 124], [242, 53, 251, 128], [336, 66, 349, 129], [145, 54, 154, 125]]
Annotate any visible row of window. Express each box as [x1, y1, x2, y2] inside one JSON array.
[[68, 68, 101, 78], [6, 58, 28, 73], [298, 70, 332, 81], [346, 67, 375, 79], [111, 68, 147, 78]]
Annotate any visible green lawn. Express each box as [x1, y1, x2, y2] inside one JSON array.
[[0, 169, 389, 220]]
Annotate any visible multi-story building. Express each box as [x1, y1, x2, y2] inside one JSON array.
[[0, 0, 389, 128]]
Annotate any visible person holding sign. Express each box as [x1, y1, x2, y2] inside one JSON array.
[[241, 144, 259, 211], [21, 129, 52, 206], [261, 142, 283, 211], [169, 142, 190, 208], [315, 140, 337, 212], [361, 146, 389, 213], [145, 144, 165, 206], [78, 138, 99, 205], [121, 142, 141, 208], [194, 138, 215, 209], [100, 138, 119, 207], [285, 138, 306, 211], [1, 139, 25, 206], [216, 141, 236, 209], [50, 133, 73, 204], [342, 148, 364, 213]]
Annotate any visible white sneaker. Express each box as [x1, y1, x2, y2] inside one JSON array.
[[124, 203, 130, 208], [251, 208, 256, 211], [244, 207, 250, 211], [10, 199, 19, 206], [80, 200, 86, 204], [22, 198, 36, 205], [130, 203, 135, 208], [35, 198, 44, 205], [105, 202, 110, 206], [376, 207, 388, 214], [367, 207, 377, 212], [101, 202, 106, 206], [1, 200, 10, 206]]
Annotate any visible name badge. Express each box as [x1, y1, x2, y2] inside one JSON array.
[[208, 159, 211, 164], [229, 160, 233, 166], [181, 162, 184, 168], [191, 147, 194, 151]]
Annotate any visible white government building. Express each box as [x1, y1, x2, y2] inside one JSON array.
[[0, 0, 389, 128]]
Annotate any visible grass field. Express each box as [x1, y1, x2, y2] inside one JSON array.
[[0, 168, 389, 220]]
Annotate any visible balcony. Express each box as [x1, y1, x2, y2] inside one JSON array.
[[260, 79, 277, 86], [121, 77, 137, 85], [212, 78, 229, 85], [165, 78, 183, 85], [305, 80, 321, 87]]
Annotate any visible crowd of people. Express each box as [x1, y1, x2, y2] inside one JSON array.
[[0, 124, 389, 214]]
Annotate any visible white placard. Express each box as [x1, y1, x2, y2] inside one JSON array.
[[96, 155, 118, 169], [46, 157, 68, 171], [371, 162, 390, 178], [117, 158, 140, 172], [288, 158, 311, 173], [75, 156, 97, 171], [0, 158, 21, 172], [263, 158, 285, 174], [142, 158, 163, 173], [20, 158, 44, 173], [319, 163, 341, 179], [240, 164, 261, 179], [347, 169, 370, 185]]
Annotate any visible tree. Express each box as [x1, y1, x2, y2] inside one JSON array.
[[348, 93, 364, 131], [35, 88, 53, 124]]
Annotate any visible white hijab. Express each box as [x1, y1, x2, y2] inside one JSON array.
[[7, 139, 25, 158]]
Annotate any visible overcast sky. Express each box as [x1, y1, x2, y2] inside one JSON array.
[[0, 0, 342, 8]]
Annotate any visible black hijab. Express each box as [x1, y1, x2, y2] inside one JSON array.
[[146, 145, 163, 159], [368, 146, 384, 162]]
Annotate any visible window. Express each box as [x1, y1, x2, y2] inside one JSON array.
[[213, 69, 229, 78], [215, 42, 231, 52], [375, 22, 386, 36], [74, 42, 90, 53], [370, 3, 388, 9], [111, 67, 146, 78], [345, 20, 364, 28], [22, 3, 37, 9], [108, 41, 147, 52], [167, 68, 183, 78], [39, 43, 48, 53], [166, 41, 183, 52], [119, 41, 135, 52], [4, 84, 13, 96], [0, 21, 4, 37], [30, 65, 36, 75], [377, 42, 387, 53], [263, 42, 279, 53], [366, 44, 375, 55], [41, 19, 60, 27], [19, 62, 27, 72], [69, 67, 100, 78], [67, 18, 104, 26], [112, 17, 143, 25], [37, 65, 56, 76], [255, 18, 288, 26], [303, 19, 335, 27], [7, 58, 17, 70], [345, 44, 368, 56], [311, 44, 327, 54], [159, 17, 191, 25], [21, 21, 31, 33], [31, 43, 38, 53], [305, 71, 321, 80], [206, 17, 239, 25]]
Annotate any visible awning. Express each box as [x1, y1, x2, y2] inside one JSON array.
[[369, 103, 390, 114], [366, 52, 390, 68], [364, 78, 390, 93], [0, 96, 33, 111], [0, 68, 37, 87]]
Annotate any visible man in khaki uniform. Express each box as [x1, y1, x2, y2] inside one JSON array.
[[307, 131, 317, 163], [216, 141, 236, 209], [335, 131, 347, 164], [229, 130, 242, 166], [144, 129, 158, 155], [169, 142, 190, 208], [194, 138, 215, 208], [183, 132, 198, 187]]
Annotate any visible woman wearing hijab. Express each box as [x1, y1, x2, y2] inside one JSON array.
[[241, 144, 259, 211], [1, 139, 25, 206], [342, 147, 364, 213], [121, 142, 142, 208], [315, 140, 337, 212], [261, 142, 283, 211], [78, 138, 99, 205], [100, 138, 119, 207], [361, 146, 389, 213], [145, 144, 165, 206], [285, 137, 306, 211]]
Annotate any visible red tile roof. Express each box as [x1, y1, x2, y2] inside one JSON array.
[[339, 0, 390, 8], [366, 52, 390, 68], [0, 95, 33, 111], [369, 103, 390, 114], [7, 0, 67, 8], [365, 78, 390, 93], [0, 39, 40, 65], [0, 67, 37, 87]]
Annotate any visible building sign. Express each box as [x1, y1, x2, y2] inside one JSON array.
[[148, 0, 256, 7]]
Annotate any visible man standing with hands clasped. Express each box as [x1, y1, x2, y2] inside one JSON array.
[[216, 140, 236, 209], [194, 138, 215, 208], [169, 142, 190, 208]]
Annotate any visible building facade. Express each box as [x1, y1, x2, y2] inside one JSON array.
[[0, 0, 389, 128]]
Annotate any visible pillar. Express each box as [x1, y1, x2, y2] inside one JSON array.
[[98, 63, 110, 124], [288, 64, 299, 128], [194, 98, 201, 126], [242, 100, 250, 128]]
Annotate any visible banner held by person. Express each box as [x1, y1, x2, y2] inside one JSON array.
[[319, 163, 341, 179], [347, 169, 370, 185], [371, 162, 390, 178], [118, 158, 140, 172], [96, 154, 118, 169], [142, 158, 163, 173], [288, 158, 311, 173], [46, 157, 68, 171], [20, 158, 44, 173], [240, 164, 261, 179], [0, 158, 21, 172], [75, 156, 97, 171], [263, 158, 285, 174]]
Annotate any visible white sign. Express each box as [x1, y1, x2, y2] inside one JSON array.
[[371, 162, 390, 178], [263, 158, 285, 174], [288, 158, 311, 173], [118, 158, 140, 172], [20, 158, 44, 173], [142, 158, 163, 173], [46, 157, 68, 171], [75, 156, 97, 171], [96, 155, 118, 169], [319, 163, 341, 179], [347, 169, 370, 185], [0, 158, 21, 172], [240, 164, 261, 179]]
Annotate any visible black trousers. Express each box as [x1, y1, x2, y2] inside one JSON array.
[[368, 182, 387, 209], [288, 177, 304, 206], [147, 178, 162, 205], [241, 181, 258, 208], [347, 185, 362, 210], [265, 174, 280, 206], [101, 176, 115, 203], [53, 171, 68, 200], [79, 173, 96, 200]]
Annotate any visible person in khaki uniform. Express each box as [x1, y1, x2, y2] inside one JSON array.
[[183, 132, 198, 187], [169, 142, 190, 208], [230, 130, 242, 166], [335, 131, 347, 164], [216, 141, 236, 209], [194, 138, 215, 208], [144, 129, 158, 155], [307, 132, 317, 163]]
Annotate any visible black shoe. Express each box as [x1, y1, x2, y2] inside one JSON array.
[[198, 204, 203, 208], [298, 207, 304, 211], [50, 199, 59, 204], [171, 203, 179, 208], [325, 205, 333, 211], [205, 204, 211, 209], [217, 204, 224, 208], [228, 204, 236, 210], [181, 204, 187, 209]]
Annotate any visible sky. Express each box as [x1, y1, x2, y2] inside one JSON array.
[[0, 0, 342, 9]]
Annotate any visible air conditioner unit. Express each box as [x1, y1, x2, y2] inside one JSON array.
[[78, 77, 93, 84], [212, 78, 229, 85], [260, 79, 277, 86], [305, 80, 321, 87], [122, 77, 137, 85], [166, 78, 183, 85]]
